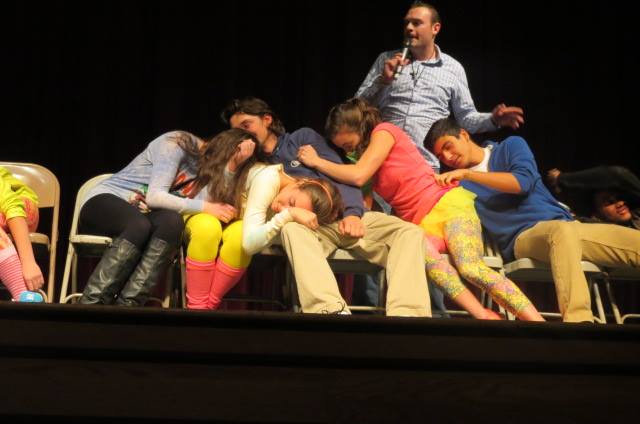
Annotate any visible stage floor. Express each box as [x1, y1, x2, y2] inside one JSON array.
[[1, 303, 639, 423]]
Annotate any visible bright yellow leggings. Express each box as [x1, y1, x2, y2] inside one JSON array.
[[183, 213, 251, 268]]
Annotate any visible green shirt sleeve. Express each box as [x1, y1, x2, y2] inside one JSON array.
[[345, 152, 373, 196]]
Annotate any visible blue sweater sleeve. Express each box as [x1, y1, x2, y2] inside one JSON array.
[[500, 137, 539, 195]]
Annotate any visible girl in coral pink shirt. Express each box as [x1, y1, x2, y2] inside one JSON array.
[[298, 98, 543, 321]]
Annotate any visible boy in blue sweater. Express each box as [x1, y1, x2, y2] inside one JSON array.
[[424, 117, 640, 322], [220, 97, 431, 317]]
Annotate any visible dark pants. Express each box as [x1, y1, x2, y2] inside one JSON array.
[[79, 193, 184, 249]]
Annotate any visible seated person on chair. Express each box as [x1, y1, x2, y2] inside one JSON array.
[[297, 98, 542, 321], [221, 97, 431, 317], [78, 129, 238, 307], [424, 117, 640, 323], [0, 166, 45, 302], [184, 128, 342, 310], [547, 166, 640, 230]]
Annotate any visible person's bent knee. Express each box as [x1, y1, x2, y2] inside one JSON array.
[[547, 221, 578, 244], [157, 210, 185, 244], [123, 214, 153, 249], [457, 261, 484, 283], [186, 213, 223, 261], [187, 213, 223, 245]]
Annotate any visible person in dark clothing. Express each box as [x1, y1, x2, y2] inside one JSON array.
[[547, 166, 640, 230]]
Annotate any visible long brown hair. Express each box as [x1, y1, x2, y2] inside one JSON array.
[[197, 128, 259, 211], [296, 178, 344, 225], [325, 98, 381, 155], [169, 131, 203, 157]]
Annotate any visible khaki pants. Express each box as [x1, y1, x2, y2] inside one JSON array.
[[514, 220, 640, 322], [280, 212, 431, 317]]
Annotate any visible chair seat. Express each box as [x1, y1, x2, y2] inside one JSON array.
[[482, 256, 503, 269], [29, 232, 51, 247], [504, 258, 552, 281], [503, 258, 606, 322], [325, 249, 383, 275], [504, 258, 602, 281], [10, 232, 50, 247], [70, 235, 112, 257], [329, 249, 363, 261], [70, 234, 112, 245], [259, 245, 383, 274]]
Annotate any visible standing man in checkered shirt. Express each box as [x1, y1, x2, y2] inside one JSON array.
[[356, 1, 525, 315], [356, 1, 524, 174]]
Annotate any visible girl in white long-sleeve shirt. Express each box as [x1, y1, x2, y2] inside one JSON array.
[[184, 129, 343, 309]]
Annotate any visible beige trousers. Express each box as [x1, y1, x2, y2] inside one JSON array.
[[279, 212, 431, 317], [514, 220, 640, 322]]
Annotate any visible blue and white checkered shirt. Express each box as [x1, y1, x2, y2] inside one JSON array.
[[356, 45, 497, 172]]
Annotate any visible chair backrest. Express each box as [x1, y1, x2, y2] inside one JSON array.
[[0, 162, 61, 302], [69, 174, 113, 238], [1, 162, 60, 209], [58, 174, 113, 304]]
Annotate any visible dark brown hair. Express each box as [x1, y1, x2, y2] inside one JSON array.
[[325, 98, 381, 155], [423, 117, 462, 153], [297, 178, 344, 225], [220, 97, 286, 136], [167, 131, 204, 157], [197, 128, 259, 211], [408, 1, 441, 24]]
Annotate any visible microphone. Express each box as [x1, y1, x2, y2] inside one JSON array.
[[392, 38, 412, 80]]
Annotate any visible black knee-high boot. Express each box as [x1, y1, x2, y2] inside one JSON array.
[[115, 237, 177, 306], [79, 237, 141, 305]]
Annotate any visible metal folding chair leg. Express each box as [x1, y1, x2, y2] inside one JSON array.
[[601, 267, 640, 324], [603, 275, 623, 324], [591, 280, 606, 324]]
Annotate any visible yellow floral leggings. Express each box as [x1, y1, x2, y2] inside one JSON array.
[[419, 188, 532, 314]]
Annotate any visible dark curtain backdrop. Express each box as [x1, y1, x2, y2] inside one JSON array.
[[3, 0, 639, 287]]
